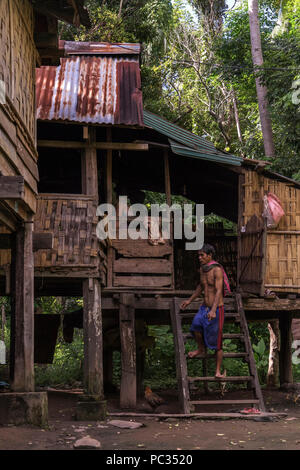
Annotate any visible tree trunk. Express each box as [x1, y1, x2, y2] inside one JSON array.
[[232, 87, 244, 154], [267, 321, 280, 388], [118, 0, 124, 18], [248, 0, 275, 158]]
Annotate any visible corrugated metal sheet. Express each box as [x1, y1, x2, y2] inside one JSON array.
[[169, 140, 242, 166], [60, 40, 141, 55], [144, 110, 216, 151], [36, 56, 144, 126], [144, 110, 243, 166]]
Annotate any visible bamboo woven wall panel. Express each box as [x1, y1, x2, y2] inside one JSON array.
[[265, 233, 300, 292], [34, 196, 100, 269], [243, 170, 300, 230], [0, 0, 36, 141], [264, 180, 300, 230], [243, 170, 300, 293], [243, 170, 262, 225], [0, 0, 38, 214]]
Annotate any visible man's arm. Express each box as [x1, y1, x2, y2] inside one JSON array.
[[181, 284, 202, 310], [207, 267, 223, 320]]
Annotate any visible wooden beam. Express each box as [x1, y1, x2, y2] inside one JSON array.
[[106, 128, 113, 287], [81, 127, 98, 197], [37, 140, 149, 151], [83, 278, 104, 398], [279, 313, 293, 387], [164, 150, 172, 207], [0, 207, 18, 232], [10, 220, 35, 392], [0, 176, 24, 199], [33, 1, 76, 25], [164, 149, 174, 288], [119, 293, 136, 409]]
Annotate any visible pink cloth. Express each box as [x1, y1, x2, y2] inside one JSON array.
[[205, 261, 232, 297]]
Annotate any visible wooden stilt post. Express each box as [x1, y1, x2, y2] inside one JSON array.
[[279, 313, 293, 388], [10, 219, 34, 392], [82, 278, 104, 397], [106, 127, 113, 287], [77, 278, 106, 420], [136, 349, 145, 398], [119, 293, 136, 409], [103, 348, 114, 392], [76, 126, 106, 420]]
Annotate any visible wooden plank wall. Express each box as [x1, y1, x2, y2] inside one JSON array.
[[243, 169, 300, 293], [0, 0, 38, 216], [111, 219, 174, 288]]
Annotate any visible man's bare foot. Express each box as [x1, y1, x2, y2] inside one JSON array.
[[215, 370, 227, 379], [188, 349, 206, 359]]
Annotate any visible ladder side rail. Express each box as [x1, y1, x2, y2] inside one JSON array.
[[236, 293, 266, 412], [170, 297, 191, 414]]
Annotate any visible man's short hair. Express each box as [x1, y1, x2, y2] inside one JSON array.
[[199, 244, 215, 257]]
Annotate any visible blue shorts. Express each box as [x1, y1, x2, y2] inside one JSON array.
[[190, 304, 225, 351]]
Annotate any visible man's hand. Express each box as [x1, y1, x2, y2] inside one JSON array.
[[180, 300, 191, 310], [207, 310, 216, 321]]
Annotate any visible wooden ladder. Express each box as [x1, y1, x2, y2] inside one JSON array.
[[170, 293, 265, 413]]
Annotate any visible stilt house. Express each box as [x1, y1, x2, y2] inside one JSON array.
[[31, 41, 300, 414], [2, 35, 300, 416]]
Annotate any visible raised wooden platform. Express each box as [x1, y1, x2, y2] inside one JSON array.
[[100, 291, 300, 321]]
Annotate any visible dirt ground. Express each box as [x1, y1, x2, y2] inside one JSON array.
[[0, 388, 300, 451]]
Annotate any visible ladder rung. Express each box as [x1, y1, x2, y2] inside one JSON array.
[[178, 313, 241, 322], [187, 352, 248, 359], [223, 334, 244, 339], [183, 333, 244, 342], [188, 376, 252, 383], [189, 399, 260, 405], [183, 333, 193, 339]]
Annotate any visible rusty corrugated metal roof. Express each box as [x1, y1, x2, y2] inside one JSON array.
[[60, 40, 141, 55], [36, 55, 143, 126]]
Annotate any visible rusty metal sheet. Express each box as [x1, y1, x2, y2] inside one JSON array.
[[36, 55, 144, 126], [60, 40, 141, 55]]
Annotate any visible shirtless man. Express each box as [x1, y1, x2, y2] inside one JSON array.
[[181, 244, 226, 379]]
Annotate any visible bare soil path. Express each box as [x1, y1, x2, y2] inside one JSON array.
[[0, 389, 300, 450]]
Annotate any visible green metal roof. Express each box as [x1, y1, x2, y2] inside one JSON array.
[[143, 110, 243, 167]]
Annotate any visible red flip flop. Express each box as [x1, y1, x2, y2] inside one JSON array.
[[240, 407, 261, 414]]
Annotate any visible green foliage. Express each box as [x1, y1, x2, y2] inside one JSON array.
[[253, 338, 269, 383], [35, 329, 84, 387], [144, 325, 177, 388], [59, 3, 135, 42]]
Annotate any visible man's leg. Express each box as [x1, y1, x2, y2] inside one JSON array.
[[215, 349, 226, 378], [188, 331, 206, 358]]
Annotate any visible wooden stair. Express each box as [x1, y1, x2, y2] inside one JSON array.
[[170, 293, 265, 413]]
